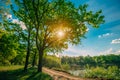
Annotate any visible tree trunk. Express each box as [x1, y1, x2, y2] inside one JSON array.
[[24, 30, 30, 71], [32, 50, 37, 67], [37, 49, 44, 72]]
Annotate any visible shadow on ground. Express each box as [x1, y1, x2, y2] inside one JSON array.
[[0, 67, 53, 80]]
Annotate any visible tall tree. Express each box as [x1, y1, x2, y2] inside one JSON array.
[[11, 0, 104, 72], [11, 0, 36, 71]]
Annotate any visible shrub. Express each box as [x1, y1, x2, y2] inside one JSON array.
[[85, 66, 120, 79], [61, 63, 70, 70], [43, 55, 61, 69]]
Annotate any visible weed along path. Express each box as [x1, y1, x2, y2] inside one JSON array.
[[43, 68, 90, 80]]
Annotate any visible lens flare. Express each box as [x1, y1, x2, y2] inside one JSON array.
[[58, 30, 64, 37]]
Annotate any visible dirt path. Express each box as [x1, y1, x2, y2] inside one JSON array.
[[43, 68, 90, 80]]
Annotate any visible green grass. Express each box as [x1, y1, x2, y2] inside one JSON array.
[[0, 65, 53, 80], [0, 65, 24, 71]]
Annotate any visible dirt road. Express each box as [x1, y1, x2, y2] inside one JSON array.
[[43, 68, 91, 80]]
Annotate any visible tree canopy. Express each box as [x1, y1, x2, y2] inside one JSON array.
[[0, 0, 105, 72]]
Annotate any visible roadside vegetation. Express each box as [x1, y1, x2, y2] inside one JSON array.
[[61, 54, 120, 79], [85, 66, 120, 80], [43, 54, 120, 80]]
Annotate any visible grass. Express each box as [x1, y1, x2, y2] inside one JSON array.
[[0, 65, 24, 71], [0, 65, 53, 80]]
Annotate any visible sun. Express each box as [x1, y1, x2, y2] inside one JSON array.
[[57, 30, 64, 37]]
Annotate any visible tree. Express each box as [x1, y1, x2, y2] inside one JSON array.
[[0, 17, 27, 65], [28, 46, 38, 67], [11, 0, 36, 71], [0, 0, 30, 66], [11, 0, 104, 72], [0, 29, 18, 65]]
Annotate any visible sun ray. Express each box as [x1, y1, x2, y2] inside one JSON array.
[[57, 30, 64, 37]]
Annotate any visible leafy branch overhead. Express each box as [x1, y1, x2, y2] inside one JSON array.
[[10, 0, 104, 72]]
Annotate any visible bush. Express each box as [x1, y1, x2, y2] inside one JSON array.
[[61, 63, 70, 70], [43, 55, 61, 69], [85, 66, 120, 79], [107, 66, 120, 79]]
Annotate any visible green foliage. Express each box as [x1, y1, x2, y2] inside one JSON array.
[[43, 55, 61, 69], [26, 72, 53, 80], [13, 52, 26, 65], [61, 54, 120, 79], [85, 67, 107, 78], [85, 66, 120, 79], [0, 23, 26, 65], [61, 63, 70, 70], [43, 54, 70, 70], [0, 29, 18, 65], [61, 54, 120, 68]]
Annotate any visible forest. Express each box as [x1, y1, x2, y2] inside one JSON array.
[[0, 0, 120, 80]]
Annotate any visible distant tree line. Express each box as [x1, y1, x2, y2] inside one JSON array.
[[61, 54, 120, 69]]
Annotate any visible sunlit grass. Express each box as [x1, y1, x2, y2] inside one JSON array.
[[0, 65, 24, 71], [0, 65, 53, 80]]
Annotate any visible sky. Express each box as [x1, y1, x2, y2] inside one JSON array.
[[5, 0, 120, 57], [63, 0, 120, 56]]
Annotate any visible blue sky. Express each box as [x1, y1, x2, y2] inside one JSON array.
[[63, 0, 120, 56], [6, 0, 120, 56]]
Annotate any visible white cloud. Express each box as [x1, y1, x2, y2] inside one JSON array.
[[99, 48, 113, 55], [86, 28, 89, 32], [19, 21, 26, 30], [118, 50, 120, 53], [98, 33, 113, 38], [63, 45, 94, 56], [12, 19, 19, 23], [5, 13, 12, 19], [62, 45, 120, 56], [12, 19, 26, 30], [4, 13, 26, 30], [99, 48, 120, 55], [115, 49, 120, 55], [111, 38, 120, 44]]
